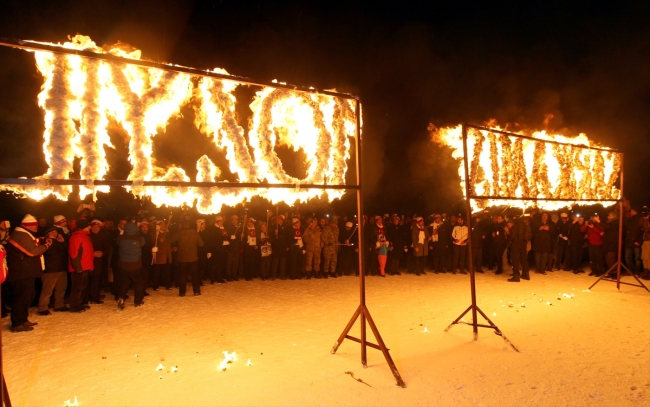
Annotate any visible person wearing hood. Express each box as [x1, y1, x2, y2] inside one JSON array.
[[411, 217, 430, 276], [53, 215, 70, 240], [115, 221, 146, 308], [68, 219, 95, 313], [5, 215, 51, 332], [170, 220, 204, 296]]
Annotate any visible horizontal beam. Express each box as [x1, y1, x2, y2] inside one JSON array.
[[469, 195, 621, 202], [0, 178, 358, 190], [465, 123, 619, 153], [0, 38, 358, 101]]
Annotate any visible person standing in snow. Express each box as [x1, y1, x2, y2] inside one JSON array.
[[170, 220, 204, 296], [116, 221, 146, 308], [5, 215, 51, 332], [68, 219, 95, 313]]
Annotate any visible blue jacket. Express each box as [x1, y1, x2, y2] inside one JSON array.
[[117, 223, 144, 268]]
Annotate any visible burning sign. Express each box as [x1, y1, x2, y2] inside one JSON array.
[[2, 35, 357, 212], [430, 123, 621, 212]]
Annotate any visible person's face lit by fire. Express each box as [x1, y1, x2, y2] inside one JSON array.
[[231, 216, 239, 226], [140, 223, 149, 234], [392, 217, 400, 225], [91, 223, 101, 234], [496, 215, 504, 223], [118, 220, 127, 231], [319, 218, 327, 228], [541, 213, 549, 223]]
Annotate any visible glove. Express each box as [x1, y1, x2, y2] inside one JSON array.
[[207, 253, 212, 259], [151, 247, 159, 253]]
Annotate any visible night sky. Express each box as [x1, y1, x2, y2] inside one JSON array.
[[1, 1, 648, 217]]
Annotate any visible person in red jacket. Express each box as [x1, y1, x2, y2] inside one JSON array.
[[580, 214, 605, 276], [68, 219, 94, 313]]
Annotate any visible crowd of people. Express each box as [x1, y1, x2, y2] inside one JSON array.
[[1, 202, 649, 333]]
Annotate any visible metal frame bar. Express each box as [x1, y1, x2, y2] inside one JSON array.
[[0, 38, 357, 101]]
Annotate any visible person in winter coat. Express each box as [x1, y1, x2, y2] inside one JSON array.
[[641, 209, 650, 280], [385, 215, 405, 275], [5, 215, 51, 331], [287, 217, 305, 279], [602, 210, 620, 275], [568, 215, 586, 274], [271, 215, 290, 279], [150, 221, 173, 290], [508, 218, 531, 282], [68, 219, 95, 313], [471, 217, 485, 273], [320, 218, 339, 278], [376, 234, 390, 277], [208, 215, 229, 283], [116, 221, 146, 308], [170, 220, 204, 296], [428, 215, 444, 274], [555, 213, 572, 271], [450, 217, 468, 274], [242, 217, 260, 280], [624, 208, 644, 274], [225, 215, 243, 281], [492, 215, 509, 275], [259, 222, 273, 280], [581, 215, 605, 276], [531, 212, 555, 274], [411, 217, 430, 275], [339, 221, 358, 276], [38, 227, 68, 315], [303, 219, 322, 279], [87, 219, 110, 305]]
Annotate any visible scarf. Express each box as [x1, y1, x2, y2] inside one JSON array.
[[418, 227, 425, 245], [293, 227, 303, 247], [247, 227, 257, 246], [12, 227, 45, 269], [431, 222, 442, 242]]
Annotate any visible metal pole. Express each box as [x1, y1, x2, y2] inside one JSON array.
[[353, 99, 367, 367], [462, 124, 479, 339], [616, 153, 625, 290], [0, 179, 357, 189], [0, 38, 357, 101], [465, 124, 618, 153]]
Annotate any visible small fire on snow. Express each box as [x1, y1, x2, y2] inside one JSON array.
[[219, 351, 237, 371], [63, 396, 78, 407]]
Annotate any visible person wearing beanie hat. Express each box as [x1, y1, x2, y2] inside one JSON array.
[[5, 214, 51, 331], [53, 215, 70, 237], [411, 216, 430, 275], [68, 218, 94, 313]]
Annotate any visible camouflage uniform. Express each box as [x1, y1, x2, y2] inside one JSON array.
[[302, 225, 322, 277], [321, 223, 339, 276]]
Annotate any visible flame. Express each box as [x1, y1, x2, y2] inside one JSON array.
[[3, 35, 357, 213], [219, 351, 237, 371], [431, 123, 621, 212]]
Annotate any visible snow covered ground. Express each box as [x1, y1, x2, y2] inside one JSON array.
[[3, 270, 650, 407]]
